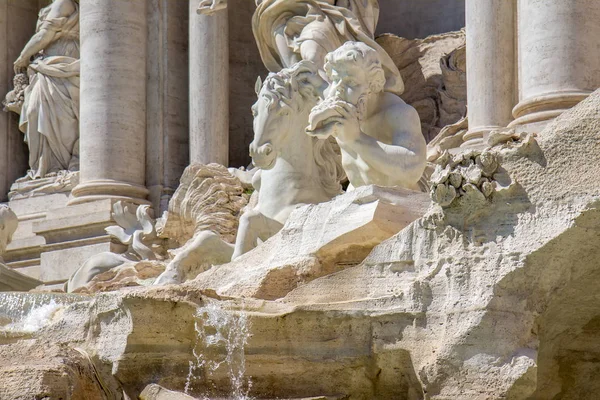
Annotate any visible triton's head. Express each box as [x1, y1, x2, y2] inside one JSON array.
[[324, 42, 386, 104]]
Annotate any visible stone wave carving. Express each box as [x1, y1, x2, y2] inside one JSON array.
[[157, 163, 248, 246]]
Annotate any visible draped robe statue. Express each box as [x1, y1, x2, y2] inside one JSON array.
[[199, 0, 403, 95], [8, 0, 80, 188]]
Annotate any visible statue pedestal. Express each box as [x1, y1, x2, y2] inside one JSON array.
[[4, 196, 125, 289]]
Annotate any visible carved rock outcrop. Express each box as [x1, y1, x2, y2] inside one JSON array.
[[190, 185, 430, 300], [378, 30, 467, 142]]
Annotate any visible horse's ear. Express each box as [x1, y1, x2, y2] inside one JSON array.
[[299, 71, 328, 99], [255, 76, 262, 96]]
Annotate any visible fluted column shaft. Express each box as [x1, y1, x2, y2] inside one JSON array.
[[71, 0, 149, 205], [510, 0, 600, 128], [189, 0, 229, 166], [465, 0, 516, 144]]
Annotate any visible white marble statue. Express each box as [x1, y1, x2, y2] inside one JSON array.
[[306, 42, 426, 190], [155, 61, 345, 285], [199, 0, 403, 94], [9, 0, 80, 185], [66, 202, 161, 293], [235, 60, 345, 258]]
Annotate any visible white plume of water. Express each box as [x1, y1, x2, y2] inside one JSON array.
[[185, 301, 252, 400], [3, 299, 62, 333], [0, 293, 86, 334]]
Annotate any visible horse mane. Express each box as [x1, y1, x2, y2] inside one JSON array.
[[260, 61, 346, 195], [313, 136, 346, 197]]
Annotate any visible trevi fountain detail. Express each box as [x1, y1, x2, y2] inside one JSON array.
[[1, 0, 600, 399]]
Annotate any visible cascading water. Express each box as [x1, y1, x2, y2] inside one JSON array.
[[0, 292, 87, 334], [185, 301, 252, 400]]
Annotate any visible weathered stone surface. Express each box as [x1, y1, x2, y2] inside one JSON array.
[[75, 260, 165, 294], [0, 341, 107, 400], [140, 384, 197, 400], [284, 88, 600, 398], [190, 185, 430, 300], [378, 30, 466, 142]]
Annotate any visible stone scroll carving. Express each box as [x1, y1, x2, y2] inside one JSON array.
[[3, 0, 80, 199]]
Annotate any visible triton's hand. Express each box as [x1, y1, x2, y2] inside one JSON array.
[[197, 0, 227, 15]]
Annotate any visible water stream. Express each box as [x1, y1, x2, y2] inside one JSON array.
[[185, 301, 252, 400], [0, 292, 88, 334]]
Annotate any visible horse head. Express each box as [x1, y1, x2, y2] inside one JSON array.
[[249, 60, 326, 169]]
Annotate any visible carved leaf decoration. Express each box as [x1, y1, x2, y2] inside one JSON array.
[[432, 184, 457, 207], [431, 165, 451, 185], [481, 181, 495, 198], [476, 151, 499, 177], [464, 164, 483, 185], [462, 183, 487, 202], [255, 76, 263, 96], [449, 172, 463, 188]]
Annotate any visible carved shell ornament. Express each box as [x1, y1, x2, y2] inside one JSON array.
[[105, 202, 158, 261]]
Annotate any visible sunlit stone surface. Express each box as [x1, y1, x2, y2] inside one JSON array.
[[1, 0, 600, 399]]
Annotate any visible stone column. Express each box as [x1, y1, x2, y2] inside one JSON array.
[[464, 0, 516, 145], [70, 0, 149, 205], [510, 0, 600, 129], [189, 0, 229, 166], [147, 0, 190, 212]]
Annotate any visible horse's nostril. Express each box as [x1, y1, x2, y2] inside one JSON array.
[[264, 145, 273, 155]]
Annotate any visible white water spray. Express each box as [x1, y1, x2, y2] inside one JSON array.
[[185, 302, 252, 400], [0, 293, 86, 334]]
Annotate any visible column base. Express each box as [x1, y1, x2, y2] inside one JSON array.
[[510, 90, 591, 128], [69, 180, 150, 206]]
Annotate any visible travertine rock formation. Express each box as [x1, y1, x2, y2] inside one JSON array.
[[191, 185, 430, 300], [0, 342, 106, 400], [2, 87, 596, 400], [285, 87, 600, 398], [378, 30, 467, 142]]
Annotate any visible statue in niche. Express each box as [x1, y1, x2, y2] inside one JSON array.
[[3, 0, 80, 199], [307, 42, 426, 189], [199, 0, 403, 95]]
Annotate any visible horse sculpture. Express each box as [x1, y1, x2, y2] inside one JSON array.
[[154, 60, 345, 285]]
